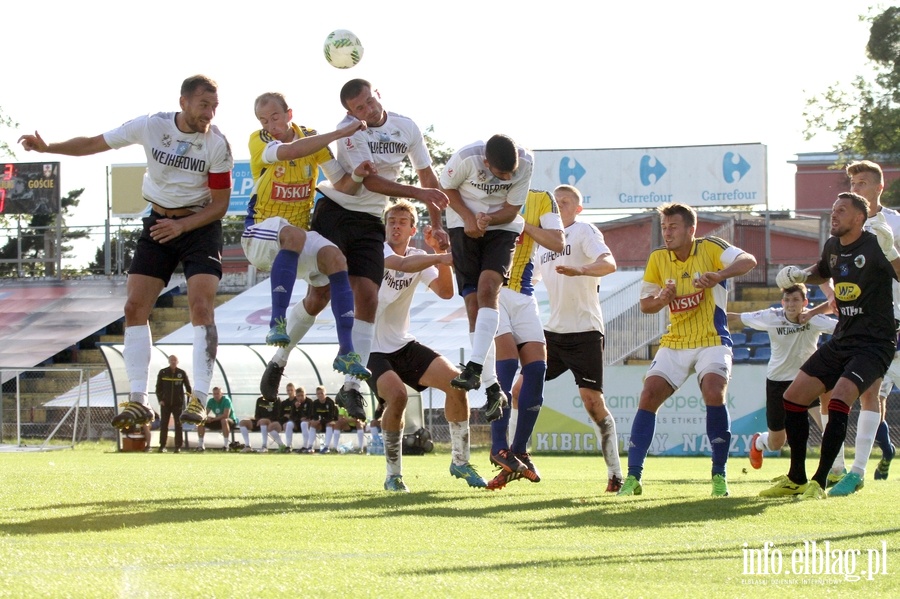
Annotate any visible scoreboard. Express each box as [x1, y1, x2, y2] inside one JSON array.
[[0, 162, 61, 215]]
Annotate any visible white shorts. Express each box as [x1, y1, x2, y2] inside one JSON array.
[[497, 287, 545, 345], [240, 217, 335, 287], [879, 352, 900, 397], [646, 345, 733, 391]]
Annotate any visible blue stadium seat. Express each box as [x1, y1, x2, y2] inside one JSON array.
[[747, 331, 770, 347], [749, 347, 771, 363], [733, 347, 751, 362], [730, 332, 747, 346]]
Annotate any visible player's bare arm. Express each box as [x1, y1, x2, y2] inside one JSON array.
[[384, 251, 452, 274], [479, 202, 520, 229], [19, 131, 112, 156], [423, 225, 455, 299], [693, 252, 757, 289], [332, 160, 377, 195], [416, 166, 450, 249], [640, 281, 676, 314], [275, 118, 367, 162], [444, 187, 481, 238], [149, 187, 230, 244], [523, 222, 564, 253], [556, 253, 616, 278]]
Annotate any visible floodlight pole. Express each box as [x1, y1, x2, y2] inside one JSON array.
[[104, 166, 111, 276]]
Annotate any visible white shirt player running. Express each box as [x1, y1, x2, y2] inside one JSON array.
[[739, 308, 837, 381], [537, 220, 611, 335], [372, 244, 439, 354], [319, 112, 432, 218], [440, 140, 533, 235], [104, 112, 233, 211]]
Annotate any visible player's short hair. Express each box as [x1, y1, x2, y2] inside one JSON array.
[[181, 75, 218, 97], [212, 386, 221, 393], [846, 160, 883, 185], [554, 184, 583, 206], [286, 382, 295, 390], [485, 134, 518, 173], [385, 199, 418, 226], [254, 92, 289, 113], [658, 203, 697, 228], [340, 79, 372, 109], [295, 386, 306, 395], [837, 191, 870, 216], [781, 284, 807, 299], [316, 385, 326, 393]]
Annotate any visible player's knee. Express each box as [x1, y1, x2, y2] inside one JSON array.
[[279, 225, 306, 251], [318, 246, 347, 274]]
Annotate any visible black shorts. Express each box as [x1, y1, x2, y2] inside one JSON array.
[[129, 211, 223, 284], [449, 228, 518, 296], [766, 379, 820, 431], [202, 420, 232, 431], [800, 337, 894, 395], [311, 195, 385, 286], [368, 340, 441, 393], [545, 330, 605, 392]]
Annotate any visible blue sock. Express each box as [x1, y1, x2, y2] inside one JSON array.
[[627, 409, 656, 479], [490, 358, 519, 453], [707, 404, 731, 476], [511, 360, 545, 454], [328, 271, 355, 354], [270, 250, 299, 326], [875, 420, 895, 457]]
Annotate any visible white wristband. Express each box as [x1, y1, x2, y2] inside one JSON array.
[[351, 172, 365, 183]]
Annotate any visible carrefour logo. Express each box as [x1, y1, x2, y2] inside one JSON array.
[[723, 152, 750, 183], [640, 155, 666, 186], [559, 156, 586, 185]]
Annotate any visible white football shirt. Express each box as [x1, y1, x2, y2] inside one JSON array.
[[319, 111, 432, 217], [537, 220, 612, 334], [372, 244, 439, 353], [740, 308, 837, 381], [103, 112, 233, 211], [440, 140, 533, 234]]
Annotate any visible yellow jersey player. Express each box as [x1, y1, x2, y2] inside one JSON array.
[[618, 203, 757, 498], [242, 92, 375, 417]]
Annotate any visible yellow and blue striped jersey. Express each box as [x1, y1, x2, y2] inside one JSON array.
[[508, 190, 561, 295], [644, 236, 734, 349], [246, 123, 333, 231]]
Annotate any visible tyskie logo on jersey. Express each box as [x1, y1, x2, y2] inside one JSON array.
[[669, 290, 704, 313], [271, 182, 311, 202]]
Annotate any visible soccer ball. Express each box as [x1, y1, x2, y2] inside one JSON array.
[[323, 29, 364, 69]]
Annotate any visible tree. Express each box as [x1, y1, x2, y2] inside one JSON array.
[[804, 7, 900, 205], [0, 188, 89, 277]]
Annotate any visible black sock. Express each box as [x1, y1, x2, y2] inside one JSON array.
[[812, 403, 850, 488], [784, 402, 810, 485]]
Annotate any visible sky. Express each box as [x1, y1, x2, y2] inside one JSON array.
[[0, 0, 882, 266]]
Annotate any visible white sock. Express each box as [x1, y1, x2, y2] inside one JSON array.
[[342, 377, 361, 393], [285, 421, 294, 447], [198, 436, 205, 449], [384, 431, 402, 476], [470, 308, 499, 365], [370, 425, 381, 442], [508, 407, 519, 445], [351, 319, 375, 366], [124, 325, 152, 395], [595, 414, 621, 478], [260, 424, 268, 449], [269, 429, 283, 447], [448, 420, 470, 465], [756, 432, 769, 451], [240, 425, 250, 446], [274, 302, 316, 366], [192, 325, 217, 401], [325, 426, 334, 448], [357, 427, 365, 449], [300, 421, 310, 447], [481, 340, 498, 388], [221, 431, 229, 446], [852, 410, 881, 476]]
